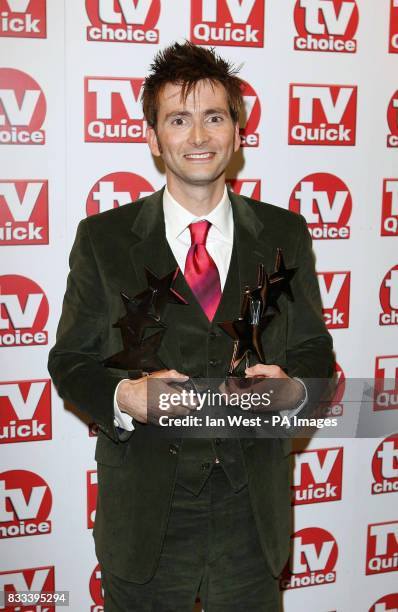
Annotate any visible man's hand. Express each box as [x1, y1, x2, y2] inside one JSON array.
[[116, 369, 197, 425]]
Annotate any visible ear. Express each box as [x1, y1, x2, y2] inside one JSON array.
[[146, 126, 162, 156], [233, 122, 241, 152]]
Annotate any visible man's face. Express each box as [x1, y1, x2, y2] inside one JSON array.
[[146, 79, 241, 189]]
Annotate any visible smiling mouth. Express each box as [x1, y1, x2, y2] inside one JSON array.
[[184, 152, 215, 160]]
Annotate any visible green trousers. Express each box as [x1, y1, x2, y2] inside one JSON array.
[[101, 464, 282, 611]]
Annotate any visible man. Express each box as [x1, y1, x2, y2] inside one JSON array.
[[48, 42, 334, 611]]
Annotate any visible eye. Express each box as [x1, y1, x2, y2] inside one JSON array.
[[207, 115, 224, 123], [171, 117, 186, 126]]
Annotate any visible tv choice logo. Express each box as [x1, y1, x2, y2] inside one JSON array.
[[390, 0, 398, 53], [382, 179, 398, 237], [0, 180, 48, 245], [85, 0, 160, 44], [90, 564, 104, 612], [293, 0, 358, 53], [387, 90, 398, 148], [292, 447, 343, 505], [374, 356, 398, 412], [289, 172, 352, 240], [0, 566, 55, 611], [318, 271, 350, 329], [366, 521, 398, 575], [86, 172, 155, 216], [227, 178, 261, 200], [239, 80, 261, 147], [288, 84, 357, 146], [0, 470, 52, 539], [379, 265, 398, 326], [0, 0, 46, 38], [85, 77, 146, 143], [280, 527, 338, 590], [0, 275, 49, 347], [0, 68, 46, 145], [371, 434, 398, 495], [87, 470, 97, 529], [370, 593, 398, 612], [0, 379, 51, 444], [190, 0, 265, 48]]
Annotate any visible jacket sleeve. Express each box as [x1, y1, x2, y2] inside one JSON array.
[[48, 219, 124, 442]]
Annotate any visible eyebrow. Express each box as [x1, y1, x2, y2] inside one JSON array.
[[164, 108, 229, 120]]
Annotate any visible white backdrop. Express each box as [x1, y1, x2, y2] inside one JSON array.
[[1, 1, 398, 611]]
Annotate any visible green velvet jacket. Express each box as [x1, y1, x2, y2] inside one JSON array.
[[48, 187, 334, 583]]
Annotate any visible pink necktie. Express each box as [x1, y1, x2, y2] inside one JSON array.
[[184, 220, 221, 321]]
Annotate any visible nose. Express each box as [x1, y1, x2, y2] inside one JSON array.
[[188, 120, 209, 147]]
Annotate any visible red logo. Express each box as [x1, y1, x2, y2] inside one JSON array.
[[288, 83, 357, 145], [292, 447, 343, 505], [0, 379, 51, 444], [289, 172, 351, 239], [0, 566, 55, 611], [239, 80, 261, 147], [227, 179, 261, 200], [86, 172, 155, 216], [280, 527, 338, 589], [374, 356, 398, 412], [0, 180, 48, 245], [0, 0, 46, 38], [0, 68, 46, 145], [370, 593, 398, 612], [0, 275, 48, 347], [85, 77, 146, 143], [0, 470, 52, 539], [294, 0, 358, 53], [366, 521, 398, 575], [390, 0, 398, 53], [85, 0, 160, 44], [190, 0, 265, 48], [371, 434, 398, 495], [89, 564, 104, 612], [381, 179, 398, 236], [87, 470, 97, 529], [318, 271, 350, 328], [379, 265, 398, 326], [387, 90, 398, 147]]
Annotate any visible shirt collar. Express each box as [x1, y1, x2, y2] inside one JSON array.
[[163, 185, 233, 242]]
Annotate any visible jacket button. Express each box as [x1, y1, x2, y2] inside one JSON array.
[[209, 359, 219, 366], [169, 444, 179, 455], [215, 438, 222, 445], [201, 462, 211, 471]]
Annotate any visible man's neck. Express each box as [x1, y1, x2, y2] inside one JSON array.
[[166, 176, 226, 216]]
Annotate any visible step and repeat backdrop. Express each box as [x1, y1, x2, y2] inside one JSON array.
[[1, 1, 398, 611]]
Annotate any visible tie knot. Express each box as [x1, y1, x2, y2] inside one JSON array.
[[189, 220, 211, 246]]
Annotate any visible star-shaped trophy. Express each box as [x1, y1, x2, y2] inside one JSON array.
[[103, 267, 187, 375], [219, 249, 297, 376]]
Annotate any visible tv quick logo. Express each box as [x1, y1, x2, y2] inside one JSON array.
[[85, 0, 160, 44], [0, 470, 52, 539], [0, 0, 46, 38], [366, 521, 398, 575], [227, 179, 261, 200], [0, 68, 46, 144], [289, 172, 352, 239], [86, 172, 155, 216], [0, 566, 55, 611], [280, 527, 338, 589], [382, 179, 398, 236], [388, 90, 398, 148], [90, 564, 104, 612], [379, 265, 398, 326], [0, 180, 48, 245], [239, 80, 261, 147], [294, 0, 358, 53], [0, 379, 51, 444], [0, 275, 48, 347], [85, 77, 146, 143], [374, 356, 398, 412], [87, 470, 97, 529], [372, 434, 398, 495], [318, 271, 350, 328], [292, 447, 343, 505], [190, 0, 265, 48], [288, 84, 357, 145], [370, 593, 398, 612], [390, 0, 398, 53]]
